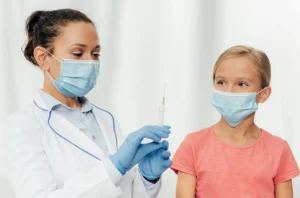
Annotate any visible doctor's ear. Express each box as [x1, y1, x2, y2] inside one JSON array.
[[257, 86, 272, 103], [33, 46, 49, 71]]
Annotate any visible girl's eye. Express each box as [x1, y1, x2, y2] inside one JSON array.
[[217, 81, 224, 85], [239, 82, 248, 87]]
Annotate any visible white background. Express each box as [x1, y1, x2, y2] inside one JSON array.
[[1, 0, 300, 197]]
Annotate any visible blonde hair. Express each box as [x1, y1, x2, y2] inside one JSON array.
[[213, 45, 271, 88]]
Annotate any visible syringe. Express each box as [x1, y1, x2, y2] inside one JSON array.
[[142, 83, 166, 144], [158, 83, 166, 126], [158, 97, 165, 126]]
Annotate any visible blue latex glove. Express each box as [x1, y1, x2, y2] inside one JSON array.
[[110, 125, 171, 175], [138, 140, 172, 180]]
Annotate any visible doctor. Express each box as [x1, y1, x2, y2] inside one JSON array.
[[6, 9, 172, 198]]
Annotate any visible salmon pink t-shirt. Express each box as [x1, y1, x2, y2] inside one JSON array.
[[171, 126, 300, 198]]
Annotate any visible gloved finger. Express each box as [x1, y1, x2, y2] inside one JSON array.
[[139, 142, 163, 156], [162, 125, 171, 129], [143, 125, 171, 133], [161, 140, 169, 150], [132, 142, 163, 166], [145, 128, 170, 139], [161, 150, 171, 159], [134, 127, 170, 142], [161, 159, 172, 168], [142, 132, 163, 142], [127, 132, 160, 144], [136, 129, 169, 142]]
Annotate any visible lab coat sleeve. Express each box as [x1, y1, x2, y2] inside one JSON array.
[[6, 111, 123, 198], [114, 119, 162, 197], [138, 174, 162, 198], [103, 156, 123, 185]]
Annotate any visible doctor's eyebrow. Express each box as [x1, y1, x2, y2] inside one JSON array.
[[68, 43, 101, 49]]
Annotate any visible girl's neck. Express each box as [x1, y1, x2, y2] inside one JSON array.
[[214, 115, 262, 146]]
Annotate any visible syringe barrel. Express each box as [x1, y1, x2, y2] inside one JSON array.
[[158, 105, 165, 126]]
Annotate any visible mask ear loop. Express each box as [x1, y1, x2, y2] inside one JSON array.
[[256, 89, 264, 95], [43, 48, 62, 63], [39, 61, 53, 80], [256, 86, 269, 95], [256, 86, 270, 104], [43, 48, 61, 81]]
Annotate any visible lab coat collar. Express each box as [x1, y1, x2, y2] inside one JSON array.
[[34, 93, 50, 111], [35, 90, 93, 113]]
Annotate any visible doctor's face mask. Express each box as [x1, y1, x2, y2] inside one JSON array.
[[45, 49, 100, 98], [210, 46, 271, 127]]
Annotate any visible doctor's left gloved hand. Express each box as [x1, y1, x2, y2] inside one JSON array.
[[138, 140, 172, 180]]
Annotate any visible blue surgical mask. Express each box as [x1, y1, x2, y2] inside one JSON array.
[[45, 50, 100, 97], [209, 90, 263, 127]]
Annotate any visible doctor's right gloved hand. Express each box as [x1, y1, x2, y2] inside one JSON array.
[[109, 125, 171, 175]]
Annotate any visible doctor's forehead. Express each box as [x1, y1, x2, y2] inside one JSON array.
[[53, 22, 99, 49]]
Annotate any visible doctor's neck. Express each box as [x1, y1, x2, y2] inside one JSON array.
[[43, 79, 81, 110]]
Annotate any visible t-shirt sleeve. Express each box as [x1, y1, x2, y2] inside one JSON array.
[[273, 141, 300, 184], [171, 136, 196, 176]]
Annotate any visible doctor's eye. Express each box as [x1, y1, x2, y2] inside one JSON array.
[[92, 53, 100, 58], [72, 52, 83, 57]]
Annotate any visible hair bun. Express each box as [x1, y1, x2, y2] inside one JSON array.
[[26, 10, 45, 37]]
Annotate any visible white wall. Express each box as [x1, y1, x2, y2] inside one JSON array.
[[1, 0, 300, 197]]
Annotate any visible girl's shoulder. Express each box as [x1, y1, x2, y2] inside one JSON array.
[[261, 129, 288, 147], [260, 129, 291, 155], [183, 126, 214, 147]]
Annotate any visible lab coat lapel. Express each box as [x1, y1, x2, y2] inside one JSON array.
[[48, 111, 108, 161], [92, 107, 118, 154], [34, 94, 108, 161]]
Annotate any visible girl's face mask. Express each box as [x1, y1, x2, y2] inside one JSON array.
[[210, 89, 264, 127]]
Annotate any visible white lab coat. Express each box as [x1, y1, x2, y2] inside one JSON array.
[[6, 94, 160, 198]]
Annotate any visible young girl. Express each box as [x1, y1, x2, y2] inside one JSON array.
[[171, 45, 300, 198]]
